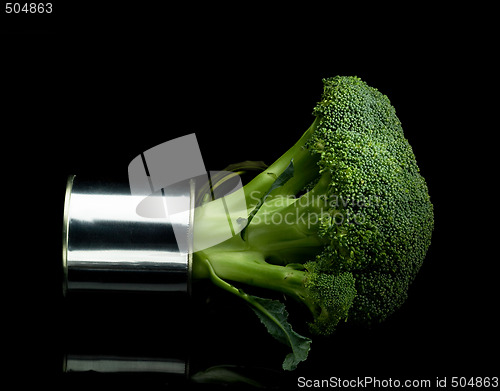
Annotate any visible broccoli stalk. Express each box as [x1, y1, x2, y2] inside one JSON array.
[[191, 76, 434, 371]]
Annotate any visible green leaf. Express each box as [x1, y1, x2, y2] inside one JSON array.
[[247, 295, 311, 371], [241, 159, 295, 240]]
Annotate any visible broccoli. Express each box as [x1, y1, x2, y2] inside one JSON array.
[[191, 76, 434, 370]]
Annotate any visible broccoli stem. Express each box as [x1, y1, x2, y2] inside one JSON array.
[[192, 199, 323, 316], [193, 117, 323, 258], [193, 250, 308, 301], [193, 188, 327, 269], [191, 116, 328, 317]]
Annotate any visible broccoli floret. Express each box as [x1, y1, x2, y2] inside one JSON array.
[[191, 76, 434, 370]]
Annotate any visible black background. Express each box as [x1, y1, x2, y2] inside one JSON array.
[[3, 3, 497, 390]]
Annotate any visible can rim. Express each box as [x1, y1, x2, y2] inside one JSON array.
[[62, 174, 75, 297]]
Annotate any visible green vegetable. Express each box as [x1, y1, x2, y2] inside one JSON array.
[[191, 76, 434, 370]]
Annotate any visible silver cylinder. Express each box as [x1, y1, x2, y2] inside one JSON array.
[[62, 175, 194, 295]]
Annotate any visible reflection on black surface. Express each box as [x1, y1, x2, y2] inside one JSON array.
[[60, 287, 295, 389], [60, 279, 461, 390]]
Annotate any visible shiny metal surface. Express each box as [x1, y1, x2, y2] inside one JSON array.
[[63, 175, 194, 295]]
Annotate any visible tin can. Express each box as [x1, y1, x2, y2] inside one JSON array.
[[62, 175, 194, 295]]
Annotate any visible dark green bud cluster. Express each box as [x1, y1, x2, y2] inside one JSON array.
[[305, 262, 357, 335]]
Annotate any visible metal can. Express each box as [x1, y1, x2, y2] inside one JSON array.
[[62, 175, 194, 295]]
